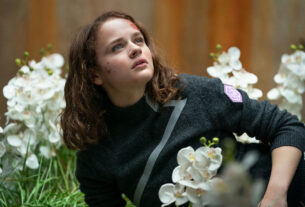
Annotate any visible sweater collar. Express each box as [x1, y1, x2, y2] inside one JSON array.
[[108, 94, 159, 122]]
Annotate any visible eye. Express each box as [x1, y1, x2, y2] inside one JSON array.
[[135, 37, 144, 44], [112, 44, 122, 52]]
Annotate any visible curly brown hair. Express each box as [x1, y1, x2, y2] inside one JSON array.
[[61, 11, 181, 150]]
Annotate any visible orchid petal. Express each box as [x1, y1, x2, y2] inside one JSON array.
[[177, 146, 195, 166], [267, 88, 280, 100], [7, 135, 22, 147], [159, 184, 176, 205], [3, 85, 16, 99], [228, 47, 241, 60], [26, 154, 39, 169]]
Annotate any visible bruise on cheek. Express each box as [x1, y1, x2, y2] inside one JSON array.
[[105, 62, 111, 73], [105, 67, 111, 74], [126, 20, 140, 31], [101, 62, 112, 74], [105, 66, 112, 75]]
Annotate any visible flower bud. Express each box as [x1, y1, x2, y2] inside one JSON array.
[[212, 137, 219, 144], [47, 69, 54, 75], [216, 44, 222, 51], [290, 44, 297, 51], [18, 70, 24, 75], [24, 51, 29, 58], [200, 137, 207, 145], [209, 52, 215, 59], [15, 58, 22, 67], [40, 48, 45, 56], [47, 43, 52, 51]]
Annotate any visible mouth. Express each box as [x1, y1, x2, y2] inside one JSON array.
[[132, 58, 148, 69]]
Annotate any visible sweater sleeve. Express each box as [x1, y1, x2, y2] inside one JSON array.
[[208, 78, 305, 152], [75, 151, 125, 207]]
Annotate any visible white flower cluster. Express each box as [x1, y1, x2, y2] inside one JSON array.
[[0, 53, 66, 171], [207, 47, 261, 143], [207, 47, 263, 100], [267, 50, 305, 120], [159, 146, 222, 207]]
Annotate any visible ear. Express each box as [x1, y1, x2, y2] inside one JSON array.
[[89, 70, 103, 85]]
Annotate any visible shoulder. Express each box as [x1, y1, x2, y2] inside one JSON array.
[[179, 73, 224, 98], [180, 73, 222, 87]]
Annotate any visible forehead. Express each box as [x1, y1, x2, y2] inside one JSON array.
[[98, 18, 140, 44]]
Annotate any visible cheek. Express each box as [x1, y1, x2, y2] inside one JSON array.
[[143, 47, 153, 61], [104, 61, 112, 74], [101, 60, 124, 76], [101, 58, 117, 70], [107, 56, 129, 69]]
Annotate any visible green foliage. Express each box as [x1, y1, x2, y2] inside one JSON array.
[[0, 147, 136, 207], [0, 147, 86, 207], [122, 194, 136, 207]]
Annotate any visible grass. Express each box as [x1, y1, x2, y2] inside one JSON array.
[[0, 147, 135, 207]]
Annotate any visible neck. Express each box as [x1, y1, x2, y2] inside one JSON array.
[[107, 88, 145, 108]]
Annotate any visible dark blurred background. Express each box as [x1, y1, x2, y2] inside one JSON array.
[[1, 0, 305, 126]]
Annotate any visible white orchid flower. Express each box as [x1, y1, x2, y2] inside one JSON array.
[[247, 87, 263, 100], [279, 88, 302, 104], [177, 146, 196, 166], [39, 146, 52, 159], [44, 53, 64, 68], [7, 135, 22, 147], [26, 154, 39, 169], [3, 84, 16, 99], [174, 146, 223, 191], [198, 147, 222, 172], [232, 69, 258, 85], [23, 129, 37, 146], [48, 120, 61, 143], [282, 51, 305, 79], [234, 133, 259, 144], [274, 73, 286, 84], [185, 180, 215, 207], [20, 65, 30, 74], [207, 65, 232, 79], [2, 53, 66, 171], [218, 47, 242, 70], [267, 88, 280, 100], [159, 183, 189, 207]]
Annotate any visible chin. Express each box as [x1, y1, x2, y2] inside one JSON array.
[[140, 65, 154, 78]]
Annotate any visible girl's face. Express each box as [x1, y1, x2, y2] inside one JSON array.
[[92, 18, 154, 100]]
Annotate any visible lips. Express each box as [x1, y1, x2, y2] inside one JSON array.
[[132, 58, 148, 69]]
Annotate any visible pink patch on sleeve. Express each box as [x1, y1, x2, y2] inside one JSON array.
[[224, 84, 243, 103]]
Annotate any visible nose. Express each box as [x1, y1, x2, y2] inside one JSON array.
[[128, 43, 142, 59]]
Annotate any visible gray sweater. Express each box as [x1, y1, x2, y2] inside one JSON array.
[[76, 74, 305, 207]]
